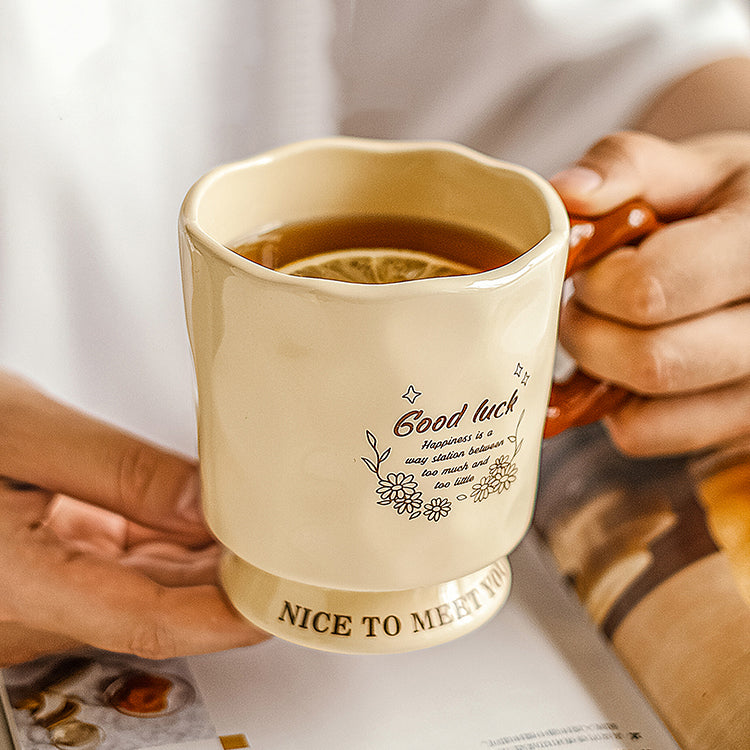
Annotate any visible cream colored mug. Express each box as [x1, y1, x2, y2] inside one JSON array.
[[178, 137, 656, 653]]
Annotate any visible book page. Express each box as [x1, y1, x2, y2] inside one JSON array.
[[1, 533, 679, 750], [536, 425, 750, 750]]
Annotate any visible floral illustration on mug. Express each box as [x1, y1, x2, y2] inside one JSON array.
[[362, 410, 524, 520], [423, 496, 452, 522], [470, 411, 524, 503], [362, 431, 423, 520], [362, 431, 453, 522]]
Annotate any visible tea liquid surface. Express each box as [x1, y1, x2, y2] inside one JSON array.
[[230, 215, 521, 283]]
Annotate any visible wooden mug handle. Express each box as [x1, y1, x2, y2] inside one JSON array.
[[544, 200, 661, 439]]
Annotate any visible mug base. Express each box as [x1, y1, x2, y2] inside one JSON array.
[[220, 553, 512, 654]]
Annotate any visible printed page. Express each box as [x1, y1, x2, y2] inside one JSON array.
[[2, 533, 679, 750], [536, 425, 750, 750]]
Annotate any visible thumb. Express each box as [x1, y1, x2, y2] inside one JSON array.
[[0, 370, 205, 541], [550, 130, 729, 218]]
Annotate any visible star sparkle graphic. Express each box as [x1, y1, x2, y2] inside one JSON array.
[[402, 385, 422, 403]]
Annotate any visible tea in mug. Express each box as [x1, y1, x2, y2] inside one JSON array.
[[230, 215, 521, 283]]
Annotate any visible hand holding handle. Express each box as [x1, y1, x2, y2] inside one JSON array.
[[544, 200, 660, 438]]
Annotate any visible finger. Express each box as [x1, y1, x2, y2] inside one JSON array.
[[0, 372, 206, 540], [570, 177, 750, 325], [42, 494, 209, 556], [3, 518, 268, 659], [559, 300, 750, 396], [42, 496, 221, 586], [604, 377, 750, 457], [120, 542, 222, 587], [549, 130, 746, 217], [43, 495, 130, 557]]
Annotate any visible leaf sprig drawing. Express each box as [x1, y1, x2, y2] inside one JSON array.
[[362, 431, 434, 521]]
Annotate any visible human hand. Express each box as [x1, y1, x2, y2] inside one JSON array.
[[551, 131, 750, 456], [0, 371, 268, 667]]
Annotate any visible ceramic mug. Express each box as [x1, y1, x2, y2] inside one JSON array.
[[178, 137, 656, 653]]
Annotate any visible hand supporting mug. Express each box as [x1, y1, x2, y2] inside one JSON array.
[[545, 200, 660, 439]]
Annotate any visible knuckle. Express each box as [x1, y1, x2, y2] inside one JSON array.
[[124, 603, 179, 661], [582, 130, 654, 173], [623, 271, 669, 326], [117, 443, 162, 512], [605, 413, 653, 457], [630, 338, 684, 395]]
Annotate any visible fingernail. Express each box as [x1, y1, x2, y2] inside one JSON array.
[[550, 166, 603, 195]]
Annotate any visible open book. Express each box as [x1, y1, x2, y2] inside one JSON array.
[[535, 425, 750, 750], [2, 425, 747, 750]]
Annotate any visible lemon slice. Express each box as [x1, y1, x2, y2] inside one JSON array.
[[277, 248, 477, 284]]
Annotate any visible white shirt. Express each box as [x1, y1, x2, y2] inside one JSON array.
[[2, 0, 750, 456]]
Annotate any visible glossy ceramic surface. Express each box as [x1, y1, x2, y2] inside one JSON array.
[[179, 138, 569, 652]]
